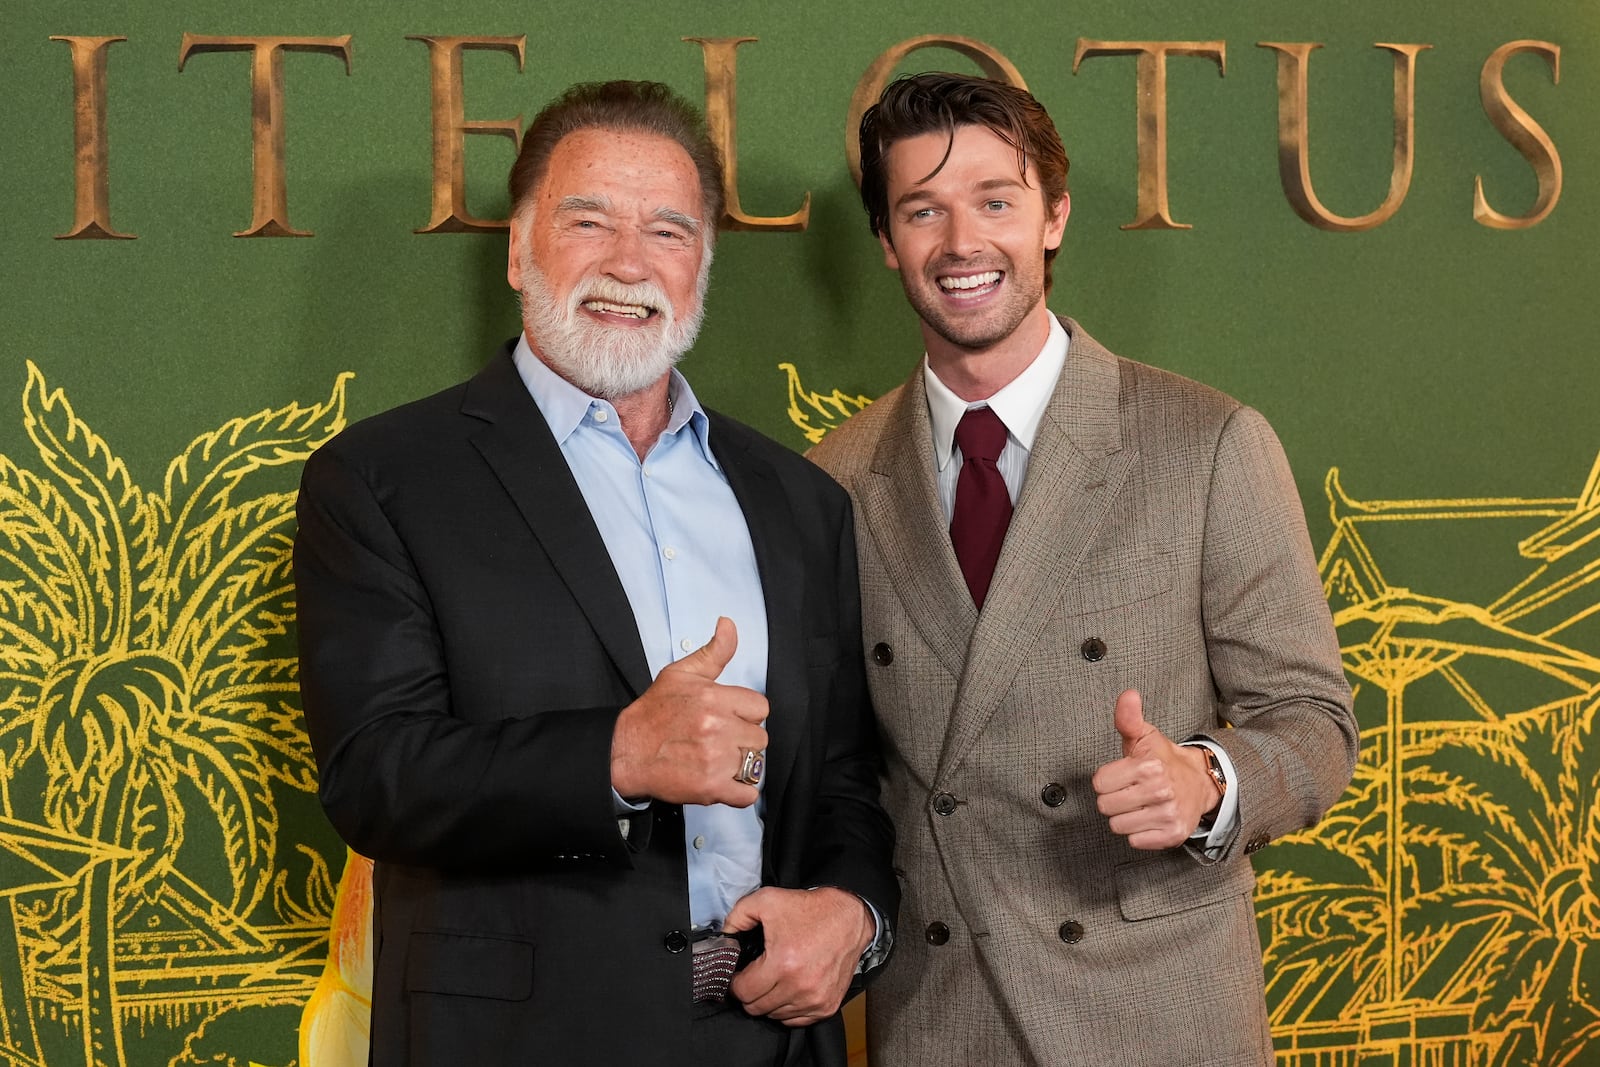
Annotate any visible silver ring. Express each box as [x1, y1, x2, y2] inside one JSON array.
[[734, 748, 764, 786]]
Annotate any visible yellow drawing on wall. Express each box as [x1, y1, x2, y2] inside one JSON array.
[[4, 361, 1599, 1067], [1261, 463, 1600, 1066], [780, 363, 873, 445], [0, 365, 351, 1067]]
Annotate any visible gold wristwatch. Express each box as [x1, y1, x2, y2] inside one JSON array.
[[1196, 745, 1228, 833]]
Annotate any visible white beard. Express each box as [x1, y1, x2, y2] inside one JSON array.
[[517, 249, 710, 401]]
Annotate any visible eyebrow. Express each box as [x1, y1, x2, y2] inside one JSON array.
[[652, 207, 703, 237], [555, 195, 613, 215], [554, 196, 702, 238]]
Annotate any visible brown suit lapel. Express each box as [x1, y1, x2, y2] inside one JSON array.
[[856, 373, 977, 685], [935, 319, 1137, 781]]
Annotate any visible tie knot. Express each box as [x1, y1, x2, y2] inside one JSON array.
[[955, 406, 1007, 463]]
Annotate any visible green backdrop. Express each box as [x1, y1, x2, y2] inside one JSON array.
[[2, 1, 1596, 1064]]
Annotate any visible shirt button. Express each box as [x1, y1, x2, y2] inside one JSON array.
[[593, 409, 609, 423], [871, 642, 894, 666], [925, 921, 950, 946], [692, 835, 705, 850], [663, 547, 677, 560], [680, 638, 693, 652]]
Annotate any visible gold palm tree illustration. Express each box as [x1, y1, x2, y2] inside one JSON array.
[[0, 364, 349, 1067]]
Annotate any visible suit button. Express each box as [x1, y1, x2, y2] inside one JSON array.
[[872, 642, 894, 666], [1059, 920, 1084, 944], [1080, 637, 1107, 662], [664, 930, 689, 953], [1244, 832, 1271, 855], [932, 792, 958, 816], [925, 921, 950, 946], [1041, 783, 1067, 807]]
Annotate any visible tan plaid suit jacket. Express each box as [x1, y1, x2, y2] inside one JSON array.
[[808, 318, 1357, 1066]]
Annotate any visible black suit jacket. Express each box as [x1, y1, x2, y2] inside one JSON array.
[[293, 344, 898, 1066]]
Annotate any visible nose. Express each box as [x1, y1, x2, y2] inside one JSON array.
[[599, 225, 650, 285], [941, 209, 984, 259]]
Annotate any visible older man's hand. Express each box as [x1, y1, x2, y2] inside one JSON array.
[[723, 886, 875, 1026], [610, 617, 768, 807]]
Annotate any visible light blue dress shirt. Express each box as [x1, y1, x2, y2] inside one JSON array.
[[513, 336, 768, 928]]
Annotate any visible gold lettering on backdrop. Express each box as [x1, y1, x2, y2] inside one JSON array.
[[408, 35, 526, 234], [52, 36, 135, 240], [1474, 40, 1562, 230], [177, 34, 354, 238], [1072, 41, 1226, 231], [684, 37, 809, 232], [1260, 42, 1431, 233], [846, 35, 1027, 186]]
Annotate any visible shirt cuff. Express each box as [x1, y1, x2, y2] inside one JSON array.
[[856, 896, 893, 974], [612, 789, 651, 842], [1180, 738, 1239, 856]]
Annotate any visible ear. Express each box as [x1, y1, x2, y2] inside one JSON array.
[[878, 227, 900, 271], [506, 215, 524, 291], [1044, 191, 1071, 252]]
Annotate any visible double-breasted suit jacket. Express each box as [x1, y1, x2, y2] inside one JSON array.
[[294, 344, 898, 1067], [808, 318, 1357, 1066]]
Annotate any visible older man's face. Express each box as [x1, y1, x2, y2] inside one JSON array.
[[507, 127, 711, 399]]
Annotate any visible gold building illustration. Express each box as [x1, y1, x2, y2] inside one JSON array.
[[1261, 462, 1600, 1066]]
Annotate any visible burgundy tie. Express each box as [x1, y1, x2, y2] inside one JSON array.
[[950, 407, 1012, 608]]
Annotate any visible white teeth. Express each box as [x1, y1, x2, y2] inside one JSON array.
[[938, 271, 1001, 291], [584, 300, 652, 318]]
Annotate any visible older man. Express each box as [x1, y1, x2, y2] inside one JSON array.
[[808, 72, 1357, 1065], [294, 80, 896, 1067]]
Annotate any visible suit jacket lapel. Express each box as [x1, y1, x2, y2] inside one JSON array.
[[710, 419, 805, 844], [857, 374, 976, 684], [936, 319, 1137, 781], [461, 346, 653, 698]]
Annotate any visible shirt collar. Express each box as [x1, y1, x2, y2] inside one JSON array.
[[924, 314, 1070, 471], [511, 333, 716, 466]]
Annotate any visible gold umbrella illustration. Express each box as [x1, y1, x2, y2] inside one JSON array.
[[1332, 590, 1600, 1004]]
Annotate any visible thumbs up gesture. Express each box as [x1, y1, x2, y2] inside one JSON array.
[[610, 617, 770, 807], [1090, 690, 1222, 850]]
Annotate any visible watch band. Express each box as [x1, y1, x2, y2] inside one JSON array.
[[1195, 745, 1228, 833]]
